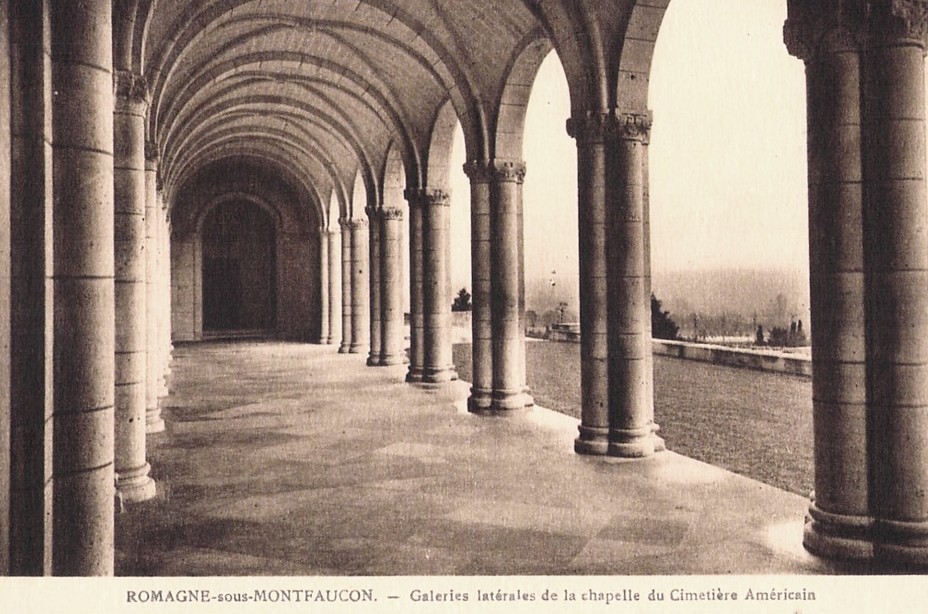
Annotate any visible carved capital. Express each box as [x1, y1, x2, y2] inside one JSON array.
[[567, 110, 651, 144], [347, 218, 368, 230], [784, 16, 864, 60], [463, 160, 493, 184], [338, 217, 351, 229], [114, 70, 150, 106], [489, 159, 526, 184], [423, 189, 451, 207], [615, 112, 652, 143], [403, 187, 422, 206], [566, 111, 613, 144], [381, 206, 404, 220], [877, 0, 928, 49]]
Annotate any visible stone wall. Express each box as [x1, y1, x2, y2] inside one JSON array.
[[651, 339, 811, 378]]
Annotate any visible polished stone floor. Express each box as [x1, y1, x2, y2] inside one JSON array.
[[115, 340, 852, 576]]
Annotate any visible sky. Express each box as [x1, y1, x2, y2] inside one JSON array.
[[448, 0, 810, 295]]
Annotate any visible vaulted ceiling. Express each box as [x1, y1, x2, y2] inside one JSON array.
[[117, 0, 658, 224]]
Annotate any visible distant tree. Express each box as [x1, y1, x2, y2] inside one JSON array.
[[651, 294, 679, 340], [556, 301, 569, 323], [451, 287, 472, 312], [526, 310, 538, 328], [768, 326, 789, 347]]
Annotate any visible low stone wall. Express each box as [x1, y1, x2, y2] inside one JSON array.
[[651, 339, 811, 378]]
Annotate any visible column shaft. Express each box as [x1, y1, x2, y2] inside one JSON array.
[[465, 163, 493, 411], [158, 199, 171, 399], [113, 72, 155, 503], [606, 113, 656, 458], [405, 190, 424, 381], [144, 144, 164, 433], [327, 228, 342, 345], [787, 23, 871, 561], [338, 220, 352, 353], [569, 115, 611, 454], [366, 209, 382, 364], [349, 219, 369, 354], [9, 0, 53, 574], [380, 207, 405, 365], [862, 11, 928, 564], [318, 229, 330, 344], [489, 162, 528, 409], [420, 190, 455, 383], [0, 0, 11, 577], [50, 0, 116, 575]]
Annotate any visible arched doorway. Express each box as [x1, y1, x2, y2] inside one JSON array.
[[201, 200, 277, 335]]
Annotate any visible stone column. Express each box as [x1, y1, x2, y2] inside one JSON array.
[[568, 113, 611, 454], [464, 162, 494, 412], [488, 161, 528, 410], [785, 12, 871, 562], [9, 0, 53, 575], [318, 228, 330, 344], [113, 71, 156, 503], [338, 218, 352, 353], [380, 206, 405, 365], [144, 142, 165, 434], [51, 0, 116, 574], [606, 112, 657, 458], [420, 189, 456, 383], [366, 207, 382, 364], [158, 199, 172, 399], [327, 227, 342, 346], [405, 189, 424, 382], [349, 218, 369, 354], [861, 3, 928, 566]]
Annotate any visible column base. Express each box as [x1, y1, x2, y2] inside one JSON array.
[[366, 354, 381, 366], [379, 353, 406, 366], [608, 425, 658, 458], [803, 501, 873, 563], [338, 343, 351, 354], [349, 343, 369, 355], [422, 367, 457, 384], [467, 388, 493, 413], [318, 336, 331, 345], [490, 388, 529, 412], [575, 424, 610, 456], [406, 367, 424, 383], [145, 406, 165, 434], [116, 464, 157, 504]]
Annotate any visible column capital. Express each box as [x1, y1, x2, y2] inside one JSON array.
[[784, 13, 865, 60], [404, 187, 450, 207], [364, 206, 378, 218], [423, 189, 451, 206], [381, 206, 404, 220], [567, 110, 652, 144], [347, 218, 368, 230], [114, 70, 150, 109], [489, 159, 527, 184], [874, 0, 928, 49], [463, 160, 493, 184]]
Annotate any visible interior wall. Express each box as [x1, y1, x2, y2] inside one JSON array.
[[170, 161, 321, 342]]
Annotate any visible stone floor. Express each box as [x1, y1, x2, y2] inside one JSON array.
[[115, 340, 857, 576]]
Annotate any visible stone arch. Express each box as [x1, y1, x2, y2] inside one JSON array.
[[615, 1, 673, 112], [351, 170, 368, 219], [494, 32, 554, 161], [424, 99, 459, 190]]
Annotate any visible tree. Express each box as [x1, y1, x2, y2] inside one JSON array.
[[451, 287, 472, 312], [651, 294, 679, 340]]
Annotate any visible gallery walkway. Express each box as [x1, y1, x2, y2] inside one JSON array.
[[115, 341, 849, 576]]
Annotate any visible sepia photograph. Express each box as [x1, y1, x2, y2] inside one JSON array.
[[2, 0, 928, 612]]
